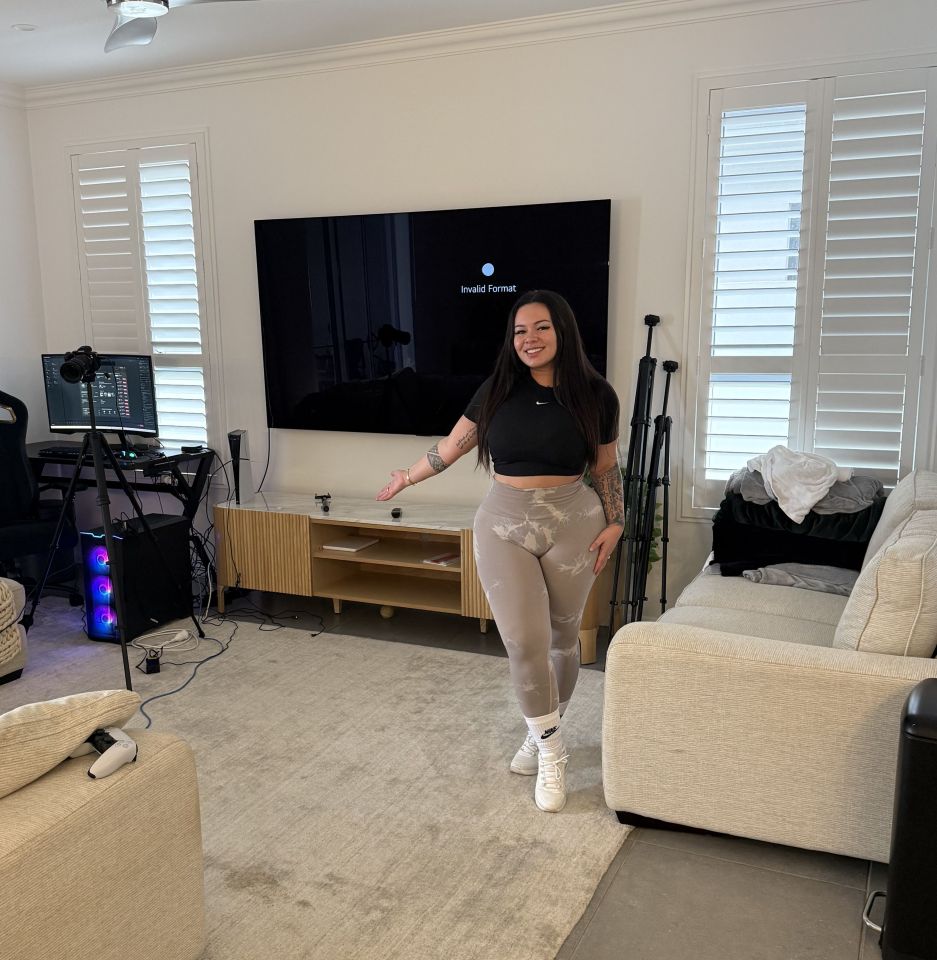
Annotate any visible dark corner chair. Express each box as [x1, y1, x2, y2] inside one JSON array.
[[0, 389, 82, 606]]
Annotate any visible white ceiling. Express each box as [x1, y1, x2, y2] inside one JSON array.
[[0, 0, 622, 88]]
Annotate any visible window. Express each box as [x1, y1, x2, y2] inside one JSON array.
[[71, 139, 213, 452], [686, 68, 937, 513]]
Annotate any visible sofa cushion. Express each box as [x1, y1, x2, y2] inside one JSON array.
[[835, 509, 937, 657], [677, 570, 848, 626], [0, 689, 140, 800], [862, 470, 937, 569], [659, 605, 837, 647]]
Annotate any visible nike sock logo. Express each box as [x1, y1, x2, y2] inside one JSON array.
[[541, 726, 558, 740]]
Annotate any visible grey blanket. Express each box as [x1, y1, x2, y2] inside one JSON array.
[[726, 469, 883, 515], [741, 562, 859, 597]]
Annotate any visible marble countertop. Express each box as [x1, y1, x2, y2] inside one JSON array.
[[217, 492, 479, 531]]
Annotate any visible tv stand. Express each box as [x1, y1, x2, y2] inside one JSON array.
[[214, 493, 610, 663]]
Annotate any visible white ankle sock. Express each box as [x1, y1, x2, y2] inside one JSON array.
[[525, 710, 565, 759]]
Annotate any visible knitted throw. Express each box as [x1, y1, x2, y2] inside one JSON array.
[[0, 580, 22, 669]]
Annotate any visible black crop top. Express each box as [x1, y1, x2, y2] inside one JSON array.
[[464, 374, 619, 477]]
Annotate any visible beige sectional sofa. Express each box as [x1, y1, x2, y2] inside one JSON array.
[[603, 470, 937, 863]]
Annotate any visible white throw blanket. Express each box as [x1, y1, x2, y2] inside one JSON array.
[[747, 446, 852, 523]]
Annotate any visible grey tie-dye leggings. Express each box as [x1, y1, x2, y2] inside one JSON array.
[[473, 479, 608, 718]]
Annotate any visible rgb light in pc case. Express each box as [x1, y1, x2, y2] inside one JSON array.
[[91, 604, 118, 639], [80, 531, 118, 640]]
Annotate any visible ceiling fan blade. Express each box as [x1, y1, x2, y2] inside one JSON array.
[[104, 14, 159, 53]]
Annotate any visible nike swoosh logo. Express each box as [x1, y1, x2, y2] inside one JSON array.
[[535, 401, 550, 405]]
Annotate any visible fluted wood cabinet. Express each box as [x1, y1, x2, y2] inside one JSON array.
[[215, 493, 609, 663]]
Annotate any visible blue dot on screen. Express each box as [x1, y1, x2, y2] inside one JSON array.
[[482, 263, 494, 277]]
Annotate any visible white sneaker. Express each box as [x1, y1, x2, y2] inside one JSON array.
[[535, 751, 569, 813], [510, 732, 540, 775]]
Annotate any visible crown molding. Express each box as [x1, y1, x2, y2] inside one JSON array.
[[0, 81, 26, 109], [24, 0, 863, 110]]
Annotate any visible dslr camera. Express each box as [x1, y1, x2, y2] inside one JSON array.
[[60, 345, 102, 384]]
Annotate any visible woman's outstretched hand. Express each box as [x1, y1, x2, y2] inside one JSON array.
[[589, 523, 623, 575], [376, 470, 409, 501]]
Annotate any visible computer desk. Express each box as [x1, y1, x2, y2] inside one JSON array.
[[28, 442, 216, 579]]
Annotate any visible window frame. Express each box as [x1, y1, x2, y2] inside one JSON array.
[[681, 57, 937, 521], [67, 129, 224, 455]]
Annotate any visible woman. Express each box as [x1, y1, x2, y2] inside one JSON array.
[[376, 290, 623, 812]]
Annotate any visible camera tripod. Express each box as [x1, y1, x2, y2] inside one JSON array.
[[632, 360, 677, 623], [22, 373, 204, 692], [607, 315, 658, 636], [607, 317, 679, 635]]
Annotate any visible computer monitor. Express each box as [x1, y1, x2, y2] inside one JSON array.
[[41, 354, 159, 440]]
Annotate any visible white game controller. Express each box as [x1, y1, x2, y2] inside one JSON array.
[[69, 727, 138, 779]]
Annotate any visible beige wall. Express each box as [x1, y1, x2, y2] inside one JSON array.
[[21, 0, 937, 599], [0, 94, 46, 439]]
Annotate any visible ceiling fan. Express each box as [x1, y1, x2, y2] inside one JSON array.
[[103, 0, 259, 54]]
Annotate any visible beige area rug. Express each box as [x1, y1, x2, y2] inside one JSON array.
[[1, 599, 628, 960]]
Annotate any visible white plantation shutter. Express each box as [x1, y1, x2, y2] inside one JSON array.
[[689, 68, 937, 512], [73, 140, 210, 452], [810, 75, 932, 486], [72, 154, 147, 354], [692, 82, 816, 507], [154, 367, 208, 447]]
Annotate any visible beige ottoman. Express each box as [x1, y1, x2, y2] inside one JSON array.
[[0, 577, 26, 684]]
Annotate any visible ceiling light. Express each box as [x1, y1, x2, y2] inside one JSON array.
[[109, 0, 169, 17], [10, 23, 38, 32]]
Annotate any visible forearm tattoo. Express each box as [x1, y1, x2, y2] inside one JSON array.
[[426, 442, 450, 474], [455, 426, 477, 451], [593, 463, 625, 526]]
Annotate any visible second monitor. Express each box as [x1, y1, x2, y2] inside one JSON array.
[[41, 353, 159, 450]]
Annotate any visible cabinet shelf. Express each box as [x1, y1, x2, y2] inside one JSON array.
[[315, 538, 461, 571], [316, 571, 462, 615]]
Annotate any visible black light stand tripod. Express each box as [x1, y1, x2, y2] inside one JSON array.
[[633, 360, 677, 623], [21, 349, 205, 692], [607, 315, 659, 636]]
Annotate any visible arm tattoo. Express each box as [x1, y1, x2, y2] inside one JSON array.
[[426, 442, 449, 474], [455, 426, 477, 451], [592, 464, 625, 527]]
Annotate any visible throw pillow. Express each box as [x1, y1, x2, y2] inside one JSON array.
[[835, 509, 937, 657], [862, 470, 937, 569], [0, 689, 140, 800]]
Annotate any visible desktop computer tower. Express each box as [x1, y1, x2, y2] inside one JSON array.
[[880, 678, 937, 960], [81, 514, 192, 642]]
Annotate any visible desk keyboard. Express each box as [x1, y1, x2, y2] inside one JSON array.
[[38, 446, 85, 458], [37, 446, 162, 469]]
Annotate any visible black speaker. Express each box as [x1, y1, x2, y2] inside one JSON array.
[[80, 514, 192, 642], [227, 429, 249, 504], [870, 679, 937, 960]]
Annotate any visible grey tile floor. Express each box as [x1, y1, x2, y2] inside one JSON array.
[[233, 593, 887, 960]]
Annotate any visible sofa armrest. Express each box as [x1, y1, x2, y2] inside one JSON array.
[[0, 730, 205, 960], [603, 622, 937, 862]]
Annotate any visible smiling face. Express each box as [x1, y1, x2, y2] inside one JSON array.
[[513, 302, 558, 380]]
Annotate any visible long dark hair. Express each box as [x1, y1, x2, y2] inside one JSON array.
[[475, 290, 605, 472]]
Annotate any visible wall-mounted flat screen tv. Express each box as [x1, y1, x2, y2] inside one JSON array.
[[254, 198, 611, 437]]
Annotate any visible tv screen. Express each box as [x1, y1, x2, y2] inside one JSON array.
[[254, 199, 611, 436]]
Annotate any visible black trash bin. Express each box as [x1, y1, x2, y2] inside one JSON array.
[[864, 678, 937, 960]]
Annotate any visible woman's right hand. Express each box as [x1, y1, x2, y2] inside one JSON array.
[[376, 470, 409, 501]]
